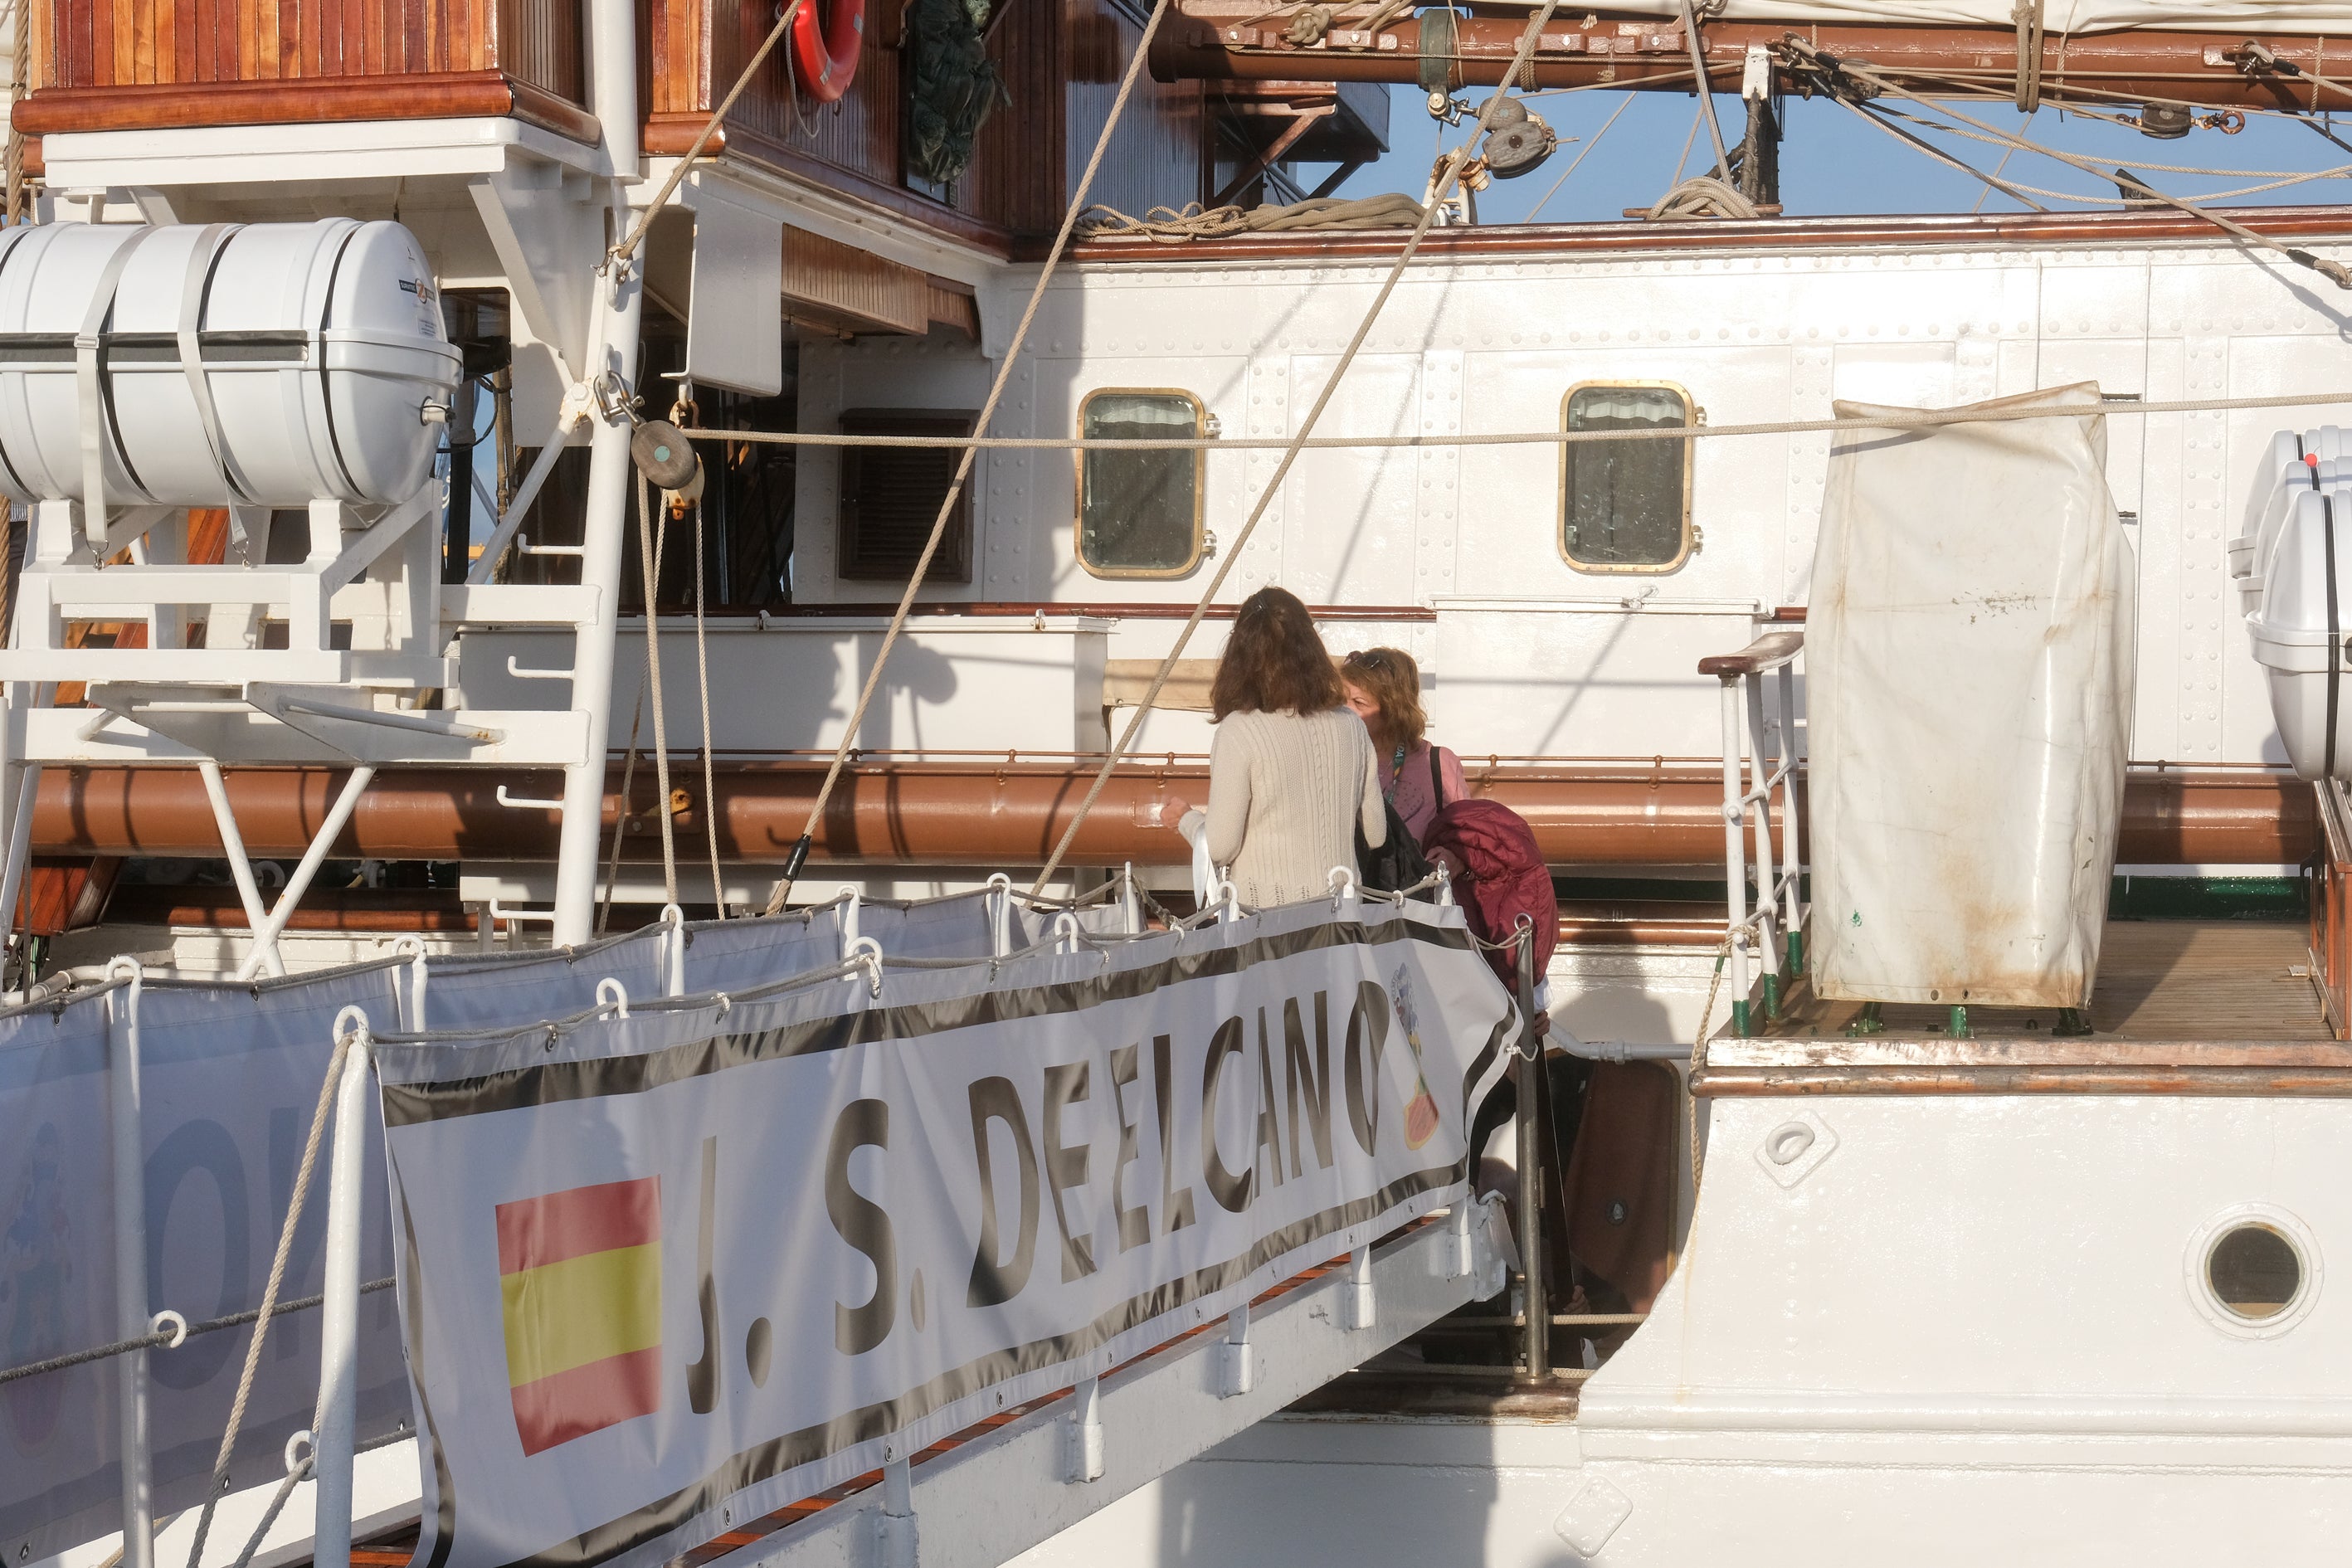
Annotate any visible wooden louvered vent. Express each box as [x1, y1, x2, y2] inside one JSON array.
[[837, 409, 977, 583]]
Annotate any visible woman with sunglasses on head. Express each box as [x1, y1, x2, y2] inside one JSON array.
[[1159, 587, 1385, 907], [1340, 645, 1468, 848]]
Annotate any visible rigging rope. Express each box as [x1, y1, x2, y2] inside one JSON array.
[[1025, 0, 1566, 898], [635, 474, 679, 906], [1838, 97, 2050, 212], [598, 684, 647, 934], [760, 0, 1181, 915], [693, 499, 724, 914], [607, 0, 804, 271], [1524, 91, 1634, 225], [1788, 40, 2352, 285], [1676, 0, 1731, 180], [682, 388, 2352, 456], [182, 1025, 353, 1568]]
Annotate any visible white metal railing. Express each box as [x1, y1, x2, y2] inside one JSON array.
[[1701, 629, 1806, 1036]]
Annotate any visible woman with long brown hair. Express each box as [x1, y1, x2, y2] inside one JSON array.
[[1340, 645, 1468, 846], [1161, 587, 1385, 905]]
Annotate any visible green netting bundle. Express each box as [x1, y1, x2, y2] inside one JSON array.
[[904, 0, 1009, 187]]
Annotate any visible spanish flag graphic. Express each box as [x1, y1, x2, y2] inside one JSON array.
[[496, 1176, 663, 1456]]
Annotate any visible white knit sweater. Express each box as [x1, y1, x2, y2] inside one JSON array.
[[1191, 708, 1385, 907]]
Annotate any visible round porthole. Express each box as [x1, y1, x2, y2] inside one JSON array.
[[2207, 1225, 2301, 1322], [2185, 1206, 2321, 1337]]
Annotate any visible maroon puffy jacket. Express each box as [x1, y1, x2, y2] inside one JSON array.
[[1423, 797, 1556, 994]]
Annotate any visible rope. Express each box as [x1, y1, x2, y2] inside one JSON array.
[[182, 1025, 353, 1568], [607, 0, 805, 271], [1686, 933, 1733, 1197], [1076, 192, 1425, 242], [635, 474, 679, 905], [2013, 0, 2044, 113], [597, 683, 647, 935], [1524, 91, 1634, 225], [223, 1408, 412, 1568], [1867, 100, 2352, 189], [693, 499, 724, 914], [1789, 41, 2352, 285], [1026, 0, 1565, 898], [1645, 176, 1757, 221], [1972, 106, 2033, 216], [0, 1278, 397, 1385], [684, 388, 2352, 456], [1677, 0, 1731, 180], [759, 0, 1181, 916], [6, 0, 27, 225], [1838, 98, 2050, 212]]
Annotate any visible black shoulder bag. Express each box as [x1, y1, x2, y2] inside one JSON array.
[[1357, 748, 1444, 894]]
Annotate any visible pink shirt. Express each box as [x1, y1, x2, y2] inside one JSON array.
[[1382, 740, 1468, 844]]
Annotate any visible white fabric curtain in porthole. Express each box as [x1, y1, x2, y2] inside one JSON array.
[[1561, 385, 1691, 571], [1079, 392, 1202, 576]]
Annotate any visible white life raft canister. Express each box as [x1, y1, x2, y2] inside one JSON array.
[[0, 218, 460, 510], [2248, 485, 2352, 780]]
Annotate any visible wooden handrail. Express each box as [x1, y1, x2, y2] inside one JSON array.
[[1697, 629, 1804, 679]]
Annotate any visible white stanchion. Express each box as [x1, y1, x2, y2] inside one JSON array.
[[105, 958, 154, 1568], [312, 1007, 373, 1568]]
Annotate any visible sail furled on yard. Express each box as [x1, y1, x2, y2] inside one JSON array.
[[1806, 382, 2135, 1010]]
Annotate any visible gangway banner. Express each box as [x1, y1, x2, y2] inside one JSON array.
[[373, 899, 1517, 1568]]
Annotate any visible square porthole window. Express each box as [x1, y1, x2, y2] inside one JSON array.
[[1076, 389, 1208, 578], [1559, 382, 1695, 573]]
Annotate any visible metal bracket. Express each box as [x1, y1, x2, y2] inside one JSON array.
[[1216, 1304, 1254, 1397], [1063, 1376, 1103, 1483]]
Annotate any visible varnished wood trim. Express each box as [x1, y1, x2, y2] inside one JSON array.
[[1692, 1065, 2352, 1098], [664, 121, 1015, 260], [17, 69, 597, 143], [1707, 1036, 2352, 1070], [758, 601, 1439, 621], [1053, 204, 2352, 267]]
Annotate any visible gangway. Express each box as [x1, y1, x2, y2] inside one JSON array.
[[5, 886, 1533, 1568], [682, 1215, 1503, 1568]]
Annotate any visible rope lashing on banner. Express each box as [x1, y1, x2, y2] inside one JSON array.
[[0, 1279, 397, 1386], [635, 474, 680, 906], [224, 1425, 411, 1568], [1025, 0, 1564, 898], [758, 0, 1181, 917], [181, 1017, 357, 1568]]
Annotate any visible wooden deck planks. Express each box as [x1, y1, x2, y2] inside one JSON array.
[[1761, 920, 2331, 1044]]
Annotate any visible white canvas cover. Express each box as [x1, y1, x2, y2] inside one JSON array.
[[1597, 2, 2352, 31], [1807, 382, 2135, 1009]]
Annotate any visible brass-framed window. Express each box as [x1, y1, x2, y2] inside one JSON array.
[[1074, 388, 1208, 578], [1558, 381, 1696, 574]]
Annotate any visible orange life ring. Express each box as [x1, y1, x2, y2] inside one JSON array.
[[789, 0, 864, 103]]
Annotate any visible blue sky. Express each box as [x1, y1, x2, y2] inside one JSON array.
[[1317, 85, 2352, 222]]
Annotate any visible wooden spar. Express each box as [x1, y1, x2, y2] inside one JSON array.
[[1149, 10, 2352, 114]]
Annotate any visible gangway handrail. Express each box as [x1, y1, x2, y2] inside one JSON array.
[[1703, 628, 1807, 1036]]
